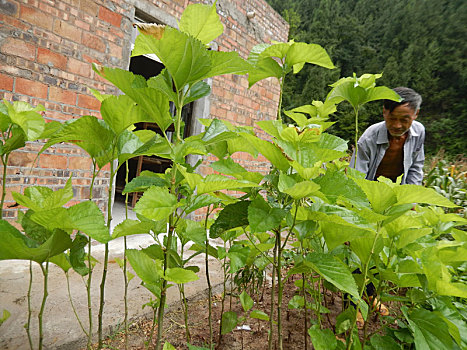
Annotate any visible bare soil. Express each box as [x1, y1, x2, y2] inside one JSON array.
[[94, 273, 394, 350]]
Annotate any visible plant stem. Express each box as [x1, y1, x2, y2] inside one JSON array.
[[345, 230, 380, 350], [86, 161, 98, 349], [218, 240, 228, 346], [98, 161, 115, 348], [354, 106, 359, 164], [148, 306, 158, 349], [268, 235, 278, 350], [302, 272, 308, 350], [204, 205, 213, 349], [1, 154, 9, 217], [66, 271, 88, 337], [124, 161, 130, 350], [38, 262, 49, 350], [276, 229, 284, 350], [276, 76, 285, 122], [26, 261, 34, 350]]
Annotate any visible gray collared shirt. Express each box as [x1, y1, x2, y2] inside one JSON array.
[[350, 121, 425, 185]]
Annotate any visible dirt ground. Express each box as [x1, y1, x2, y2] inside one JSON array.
[[95, 274, 393, 350]]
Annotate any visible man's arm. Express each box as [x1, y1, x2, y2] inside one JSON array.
[[405, 128, 425, 185]]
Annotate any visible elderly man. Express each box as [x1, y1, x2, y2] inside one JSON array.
[[350, 87, 425, 184]]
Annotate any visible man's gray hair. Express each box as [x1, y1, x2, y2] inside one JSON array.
[[383, 87, 422, 113]]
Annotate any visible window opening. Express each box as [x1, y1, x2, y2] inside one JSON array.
[[114, 14, 194, 207]]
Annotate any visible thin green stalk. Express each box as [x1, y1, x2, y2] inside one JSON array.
[[276, 229, 284, 350], [346, 230, 380, 350], [1, 154, 10, 217], [86, 161, 99, 349], [155, 220, 174, 350], [268, 235, 278, 350], [178, 285, 191, 343], [354, 106, 359, 163], [276, 76, 285, 121], [218, 240, 228, 345], [204, 205, 213, 349], [38, 262, 49, 350], [66, 271, 88, 337], [302, 273, 308, 350], [123, 161, 130, 350], [148, 306, 158, 349], [98, 160, 115, 348], [26, 261, 34, 350]]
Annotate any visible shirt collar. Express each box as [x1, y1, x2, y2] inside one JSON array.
[[376, 122, 418, 144]]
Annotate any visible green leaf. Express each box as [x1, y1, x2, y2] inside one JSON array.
[[202, 119, 236, 143], [112, 219, 154, 239], [5, 100, 46, 140], [126, 249, 161, 286], [179, 2, 223, 45], [197, 174, 257, 195], [134, 186, 178, 221], [405, 308, 454, 350], [206, 51, 251, 78], [306, 253, 359, 298], [248, 57, 283, 87], [211, 157, 247, 174], [241, 133, 290, 172], [162, 342, 176, 350], [369, 334, 401, 350], [40, 116, 114, 168], [67, 201, 110, 243], [100, 95, 150, 135], [308, 325, 337, 350], [184, 80, 211, 105], [185, 195, 220, 214], [250, 310, 269, 321], [240, 291, 254, 312], [1, 126, 25, 155], [123, 174, 169, 194], [94, 66, 173, 132], [221, 311, 238, 334], [354, 178, 397, 213], [227, 244, 250, 274], [0, 309, 11, 326], [282, 180, 321, 200], [248, 196, 287, 232], [69, 233, 89, 276], [133, 27, 211, 91], [285, 42, 335, 69], [0, 220, 72, 263], [394, 185, 458, 208], [210, 201, 250, 238], [315, 170, 369, 207], [165, 267, 199, 284]]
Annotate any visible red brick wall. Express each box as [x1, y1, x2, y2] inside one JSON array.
[[0, 0, 289, 221]]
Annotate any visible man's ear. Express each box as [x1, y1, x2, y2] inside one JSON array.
[[413, 109, 419, 120], [383, 107, 389, 118]]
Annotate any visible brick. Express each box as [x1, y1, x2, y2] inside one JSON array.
[[77, 94, 100, 110], [7, 151, 36, 167], [82, 32, 105, 53], [37, 47, 67, 69], [53, 19, 82, 43], [39, 154, 67, 169], [107, 41, 122, 59], [0, 73, 14, 91], [68, 156, 92, 170], [78, 0, 98, 16], [20, 5, 52, 30], [0, 37, 36, 60], [15, 78, 47, 99], [49, 86, 76, 105], [98, 6, 122, 27], [67, 57, 91, 77]]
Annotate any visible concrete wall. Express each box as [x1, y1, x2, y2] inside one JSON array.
[[0, 0, 289, 221]]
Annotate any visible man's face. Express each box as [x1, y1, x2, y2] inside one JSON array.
[[383, 103, 419, 137]]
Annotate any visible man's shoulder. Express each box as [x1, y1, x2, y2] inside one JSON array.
[[411, 120, 425, 132], [360, 121, 386, 140]]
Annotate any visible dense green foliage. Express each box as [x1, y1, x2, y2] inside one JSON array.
[[266, 0, 467, 155]]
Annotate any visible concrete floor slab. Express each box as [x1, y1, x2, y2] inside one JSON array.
[[0, 203, 223, 349]]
